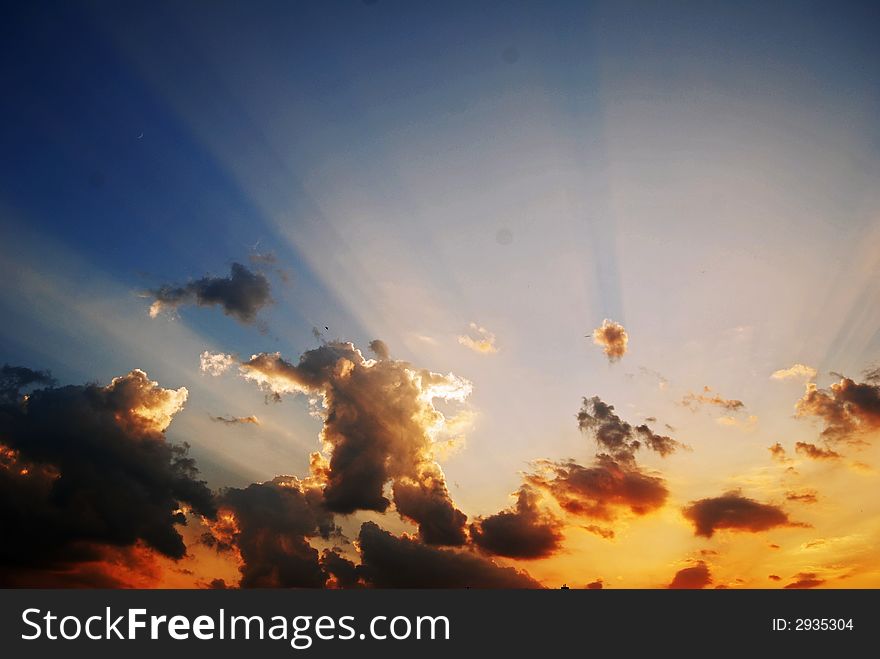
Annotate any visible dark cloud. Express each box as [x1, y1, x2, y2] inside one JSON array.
[[586, 579, 604, 589], [0, 364, 56, 403], [682, 491, 801, 538], [681, 386, 745, 412], [864, 365, 880, 383], [238, 342, 470, 545], [0, 368, 215, 586], [210, 415, 260, 426], [794, 441, 841, 460], [527, 455, 668, 521], [784, 572, 825, 589], [785, 490, 818, 504], [320, 549, 362, 589], [591, 319, 628, 362], [470, 486, 564, 559], [577, 396, 682, 462], [215, 476, 338, 588], [368, 339, 390, 360], [392, 476, 468, 546], [356, 522, 542, 588], [796, 377, 880, 441], [768, 574, 782, 581], [667, 562, 712, 589], [147, 263, 271, 324]]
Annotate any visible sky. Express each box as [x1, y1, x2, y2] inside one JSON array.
[[1, 0, 879, 589]]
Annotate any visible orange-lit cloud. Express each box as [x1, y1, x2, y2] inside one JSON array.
[[667, 562, 712, 589], [0, 367, 215, 586], [683, 491, 803, 538], [681, 386, 744, 412], [784, 572, 825, 589], [794, 441, 842, 460], [470, 486, 564, 559], [592, 319, 628, 362], [796, 377, 880, 441]]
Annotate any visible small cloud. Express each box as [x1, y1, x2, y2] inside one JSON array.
[[585, 579, 604, 589], [667, 562, 712, 589], [785, 490, 818, 504], [768, 574, 781, 581], [458, 323, 498, 354], [591, 319, 628, 362], [717, 414, 758, 431], [771, 364, 817, 381], [682, 386, 745, 412], [683, 491, 805, 538], [200, 351, 236, 376], [768, 443, 789, 463], [582, 525, 615, 539], [210, 415, 260, 426], [784, 572, 825, 589], [794, 441, 842, 460], [145, 263, 272, 324]]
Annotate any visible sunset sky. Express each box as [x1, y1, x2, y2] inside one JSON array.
[[1, 0, 879, 589]]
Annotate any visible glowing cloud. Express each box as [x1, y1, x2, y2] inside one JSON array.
[[771, 364, 817, 381], [232, 341, 472, 545], [591, 319, 628, 362], [200, 351, 236, 376]]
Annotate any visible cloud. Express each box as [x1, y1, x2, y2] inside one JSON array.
[[320, 549, 361, 589], [796, 377, 880, 442], [0, 364, 56, 403], [771, 364, 817, 381], [0, 368, 215, 586], [586, 579, 604, 589], [146, 263, 271, 324], [368, 339, 390, 360], [457, 323, 498, 354], [591, 319, 628, 362], [769, 574, 781, 581], [682, 491, 802, 538], [667, 562, 712, 589], [234, 341, 471, 545], [768, 443, 788, 462], [210, 415, 260, 426], [470, 486, 564, 559], [864, 365, 880, 383], [213, 476, 338, 588], [785, 490, 818, 504], [716, 414, 758, 430], [356, 522, 542, 588], [784, 572, 825, 589], [582, 525, 615, 539], [681, 386, 745, 412], [794, 442, 841, 460], [527, 455, 668, 521], [577, 396, 682, 461], [200, 351, 236, 376]]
